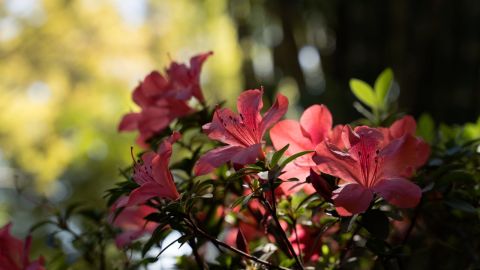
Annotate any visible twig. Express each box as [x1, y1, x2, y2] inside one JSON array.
[[340, 223, 361, 266], [185, 218, 290, 270], [263, 177, 305, 270], [189, 238, 205, 270]]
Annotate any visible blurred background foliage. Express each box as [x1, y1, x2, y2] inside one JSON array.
[[0, 0, 243, 227], [0, 0, 479, 236]]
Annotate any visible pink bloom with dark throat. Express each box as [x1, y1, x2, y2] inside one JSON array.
[[0, 223, 45, 270], [270, 105, 333, 194], [119, 52, 212, 147], [314, 125, 423, 216], [109, 197, 157, 248], [127, 132, 181, 206], [165, 52, 213, 102], [194, 89, 288, 175]]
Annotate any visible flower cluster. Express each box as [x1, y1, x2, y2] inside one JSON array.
[[313, 120, 429, 216], [111, 52, 432, 267], [9, 51, 462, 270], [118, 52, 212, 147]]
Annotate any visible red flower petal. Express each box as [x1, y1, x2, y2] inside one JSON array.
[[259, 93, 289, 137], [389, 115, 416, 138], [194, 145, 244, 175], [373, 178, 422, 208], [118, 113, 141, 131], [300, 104, 332, 145], [314, 142, 359, 184], [270, 120, 313, 155], [332, 184, 373, 216]]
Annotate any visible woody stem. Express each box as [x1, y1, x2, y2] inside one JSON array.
[[188, 238, 205, 270], [340, 222, 361, 265], [260, 177, 305, 270], [184, 216, 291, 270]]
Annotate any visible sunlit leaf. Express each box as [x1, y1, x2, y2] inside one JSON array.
[[142, 226, 169, 257], [417, 113, 435, 143], [353, 101, 375, 122], [350, 79, 376, 108], [230, 193, 254, 209], [374, 68, 393, 107], [270, 144, 289, 168], [279, 150, 313, 168]]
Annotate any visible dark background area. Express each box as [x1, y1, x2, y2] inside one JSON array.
[[229, 0, 480, 124]]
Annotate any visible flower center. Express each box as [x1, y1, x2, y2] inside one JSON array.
[[354, 140, 381, 188], [218, 113, 259, 147], [131, 148, 155, 185], [133, 163, 155, 185]]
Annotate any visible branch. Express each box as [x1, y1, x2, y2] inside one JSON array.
[[340, 222, 361, 266], [185, 218, 291, 270], [189, 238, 205, 270], [262, 177, 305, 270], [402, 199, 422, 245]]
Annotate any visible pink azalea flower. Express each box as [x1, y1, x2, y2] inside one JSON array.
[[165, 52, 213, 103], [380, 115, 431, 175], [194, 89, 288, 175], [314, 125, 423, 216], [109, 197, 158, 248], [270, 105, 333, 194], [0, 223, 45, 270], [127, 132, 181, 206], [119, 52, 212, 147]]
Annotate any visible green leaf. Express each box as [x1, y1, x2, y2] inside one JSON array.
[[177, 234, 192, 248], [421, 182, 435, 193], [350, 79, 376, 108], [294, 193, 319, 212], [230, 193, 253, 209], [347, 214, 359, 232], [440, 170, 475, 184], [374, 68, 393, 107], [353, 101, 375, 121], [361, 209, 390, 240], [417, 113, 435, 143], [386, 83, 400, 104], [279, 150, 314, 169], [445, 198, 477, 213], [198, 193, 213, 199], [142, 226, 169, 257], [270, 144, 289, 168], [280, 258, 296, 267]]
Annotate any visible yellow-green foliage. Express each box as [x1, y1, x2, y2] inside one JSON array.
[[0, 0, 242, 194]]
